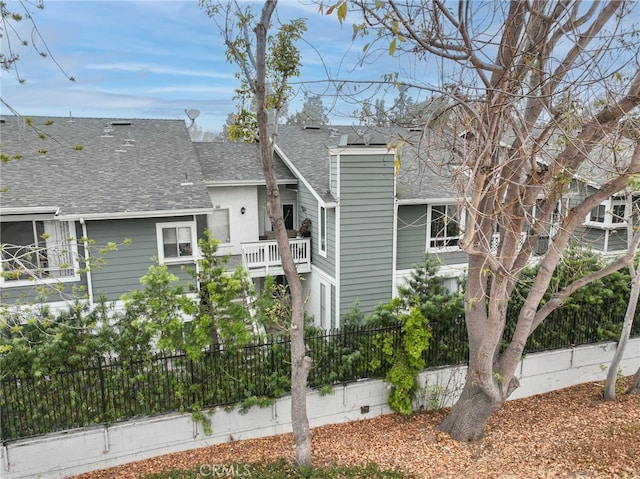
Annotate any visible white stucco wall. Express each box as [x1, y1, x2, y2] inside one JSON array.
[[3, 338, 639, 479], [207, 186, 259, 256], [257, 186, 298, 234]]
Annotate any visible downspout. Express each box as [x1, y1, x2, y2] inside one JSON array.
[[392, 199, 398, 298], [335, 153, 341, 328], [80, 218, 94, 306]]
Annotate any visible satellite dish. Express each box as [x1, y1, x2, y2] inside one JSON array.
[[185, 109, 200, 121]]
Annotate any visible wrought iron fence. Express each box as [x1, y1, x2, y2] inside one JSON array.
[[2, 303, 638, 442]]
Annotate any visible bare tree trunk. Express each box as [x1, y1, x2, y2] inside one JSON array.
[[604, 194, 640, 401], [604, 277, 639, 400], [438, 376, 502, 441], [254, 1, 312, 466]]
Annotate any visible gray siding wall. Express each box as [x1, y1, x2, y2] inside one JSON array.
[[575, 226, 606, 251], [396, 204, 469, 271], [298, 184, 335, 278], [396, 205, 427, 270], [87, 215, 202, 301], [338, 152, 395, 317], [607, 229, 627, 251], [432, 250, 469, 266]]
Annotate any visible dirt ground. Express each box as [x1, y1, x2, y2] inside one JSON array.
[[74, 380, 640, 478]]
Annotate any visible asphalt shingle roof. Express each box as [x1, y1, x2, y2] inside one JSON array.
[[0, 116, 212, 218], [275, 124, 459, 202], [194, 141, 296, 184]]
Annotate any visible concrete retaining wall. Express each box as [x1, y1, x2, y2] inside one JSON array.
[[3, 338, 639, 479]]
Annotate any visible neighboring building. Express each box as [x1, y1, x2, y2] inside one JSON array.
[[1, 115, 634, 327], [0, 116, 212, 310]]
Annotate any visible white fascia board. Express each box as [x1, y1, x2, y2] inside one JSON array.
[[397, 197, 461, 205], [57, 208, 213, 221], [328, 146, 394, 156], [205, 179, 298, 187], [1, 206, 59, 215]]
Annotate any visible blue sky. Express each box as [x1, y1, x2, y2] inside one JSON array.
[[1, 0, 417, 132]]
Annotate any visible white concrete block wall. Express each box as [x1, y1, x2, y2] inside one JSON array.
[[2, 338, 639, 479]]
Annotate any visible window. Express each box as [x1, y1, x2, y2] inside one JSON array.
[[319, 206, 327, 256], [590, 204, 606, 223], [212, 209, 230, 243], [587, 201, 626, 226], [1, 220, 76, 282], [429, 204, 462, 249], [611, 203, 626, 224], [156, 222, 196, 263]]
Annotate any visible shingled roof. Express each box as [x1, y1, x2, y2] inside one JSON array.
[[275, 124, 459, 203], [0, 116, 212, 219], [194, 141, 297, 185]]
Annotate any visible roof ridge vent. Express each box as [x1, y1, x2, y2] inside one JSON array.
[[111, 121, 132, 126]]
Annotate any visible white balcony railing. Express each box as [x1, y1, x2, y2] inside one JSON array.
[[241, 238, 311, 278]]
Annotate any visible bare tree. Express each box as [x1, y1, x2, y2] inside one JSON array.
[[327, 0, 640, 440], [604, 189, 640, 401], [200, 0, 312, 465]]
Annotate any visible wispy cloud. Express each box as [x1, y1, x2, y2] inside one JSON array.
[[85, 62, 235, 80]]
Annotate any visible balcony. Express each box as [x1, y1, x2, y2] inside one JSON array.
[[241, 238, 311, 278]]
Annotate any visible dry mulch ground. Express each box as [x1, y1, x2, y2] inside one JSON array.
[[74, 381, 640, 478]]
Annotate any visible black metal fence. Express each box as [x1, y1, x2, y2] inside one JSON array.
[[2, 303, 639, 442]]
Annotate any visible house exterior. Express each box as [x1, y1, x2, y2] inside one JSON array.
[[2, 115, 633, 328], [273, 125, 467, 328], [0, 116, 212, 310]]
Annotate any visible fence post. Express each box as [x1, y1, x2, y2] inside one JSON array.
[[97, 356, 107, 422]]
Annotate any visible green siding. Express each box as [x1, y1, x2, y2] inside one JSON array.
[[339, 152, 395, 317], [575, 226, 606, 250], [298, 184, 335, 277], [396, 205, 427, 270], [87, 215, 203, 301], [432, 250, 469, 266], [607, 229, 627, 251]]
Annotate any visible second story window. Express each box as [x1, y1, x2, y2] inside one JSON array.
[[587, 199, 627, 227], [319, 206, 327, 256], [1, 219, 77, 284], [589, 204, 606, 223], [429, 204, 462, 249], [156, 222, 196, 263]]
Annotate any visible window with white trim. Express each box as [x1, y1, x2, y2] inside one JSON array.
[[319, 206, 327, 256], [589, 204, 606, 223], [156, 222, 197, 263], [1, 219, 77, 283], [429, 204, 463, 249], [586, 200, 626, 227], [611, 202, 626, 224], [212, 209, 231, 243]]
